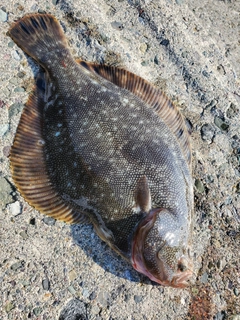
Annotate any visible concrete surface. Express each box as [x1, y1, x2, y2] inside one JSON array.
[[0, 0, 239, 319]]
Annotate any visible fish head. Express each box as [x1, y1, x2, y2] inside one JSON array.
[[131, 208, 193, 288]]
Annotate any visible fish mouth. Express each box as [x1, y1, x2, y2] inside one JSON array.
[[169, 268, 193, 288]]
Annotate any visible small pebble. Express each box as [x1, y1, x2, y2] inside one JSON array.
[[181, 51, 188, 58], [111, 21, 124, 30], [29, 217, 36, 225], [5, 302, 15, 313], [11, 261, 24, 271], [14, 87, 25, 93], [21, 279, 30, 287], [139, 43, 148, 53], [0, 9, 8, 22], [38, 9, 46, 14], [160, 39, 169, 46], [82, 288, 90, 298], [59, 299, 87, 319], [9, 77, 19, 85], [33, 307, 42, 316], [206, 175, 214, 183], [12, 50, 22, 61], [236, 182, 240, 194], [200, 272, 208, 284], [226, 103, 239, 119], [17, 71, 25, 78], [214, 116, 229, 131], [191, 287, 199, 295], [124, 293, 131, 302], [8, 41, 14, 48], [69, 269, 77, 281], [89, 291, 97, 300], [3, 146, 11, 157], [234, 288, 239, 296], [195, 179, 205, 194], [0, 177, 14, 206], [97, 291, 110, 307], [7, 201, 22, 216], [154, 55, 159, 65], [42, 278, 50, 290], [134, 295, 143, 303], [217, 64, 226, 75], [202, 70, 210, 78], [0, 124, 9, 137], [68, 285, 76, 295], [42, 216, 56, 226], [19, 230, 28, 240], [201, 123, 215, 142], [141, 60, 149, 66]]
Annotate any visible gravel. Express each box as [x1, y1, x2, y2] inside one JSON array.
[[42, 278, 50, 290], [7, 201, 22, 216], [0, 0, 239, 319], [0, 9, 8, 22]]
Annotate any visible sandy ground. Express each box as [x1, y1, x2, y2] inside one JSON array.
[[0, 0, 239, 319]]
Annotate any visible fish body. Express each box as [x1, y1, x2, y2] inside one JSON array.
[[9, 14, 193, 287]]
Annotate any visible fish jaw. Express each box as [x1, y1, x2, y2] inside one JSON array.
[[131, 208, 193, 288]]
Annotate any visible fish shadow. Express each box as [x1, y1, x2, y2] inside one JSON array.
[[70, 223, 153, 285]]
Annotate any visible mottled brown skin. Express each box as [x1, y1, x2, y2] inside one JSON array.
[[9, 13, 194, 287]]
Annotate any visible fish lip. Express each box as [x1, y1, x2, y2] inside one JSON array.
[[169, 269, 193, 288]]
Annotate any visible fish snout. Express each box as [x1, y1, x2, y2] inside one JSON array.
[[170, 269, 193, 288]]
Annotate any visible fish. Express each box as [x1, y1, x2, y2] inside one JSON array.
[[8, 13, 194, 288]]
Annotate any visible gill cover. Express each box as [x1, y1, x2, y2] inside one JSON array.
[[131, 208, 192, 288]]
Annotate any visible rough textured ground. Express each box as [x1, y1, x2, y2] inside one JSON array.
[[0, 0, 239, 319]]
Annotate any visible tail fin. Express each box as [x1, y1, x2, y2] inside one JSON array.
[[8, 13, 68, 64]]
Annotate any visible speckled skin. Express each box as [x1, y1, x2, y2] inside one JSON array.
[[9, 14, 194, 287]]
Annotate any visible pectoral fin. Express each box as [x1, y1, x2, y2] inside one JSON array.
[[134, 175, 151, 213]]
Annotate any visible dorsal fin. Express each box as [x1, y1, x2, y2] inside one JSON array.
[[9, 71, 88, 224], [76, 60, 191, 167]]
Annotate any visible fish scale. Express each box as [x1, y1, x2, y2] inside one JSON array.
[[9, 13, 194, 287]]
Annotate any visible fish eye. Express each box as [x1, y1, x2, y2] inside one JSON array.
[[178, 261, 187, 272]]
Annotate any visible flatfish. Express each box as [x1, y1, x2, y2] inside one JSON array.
[[9, 13, 194, 287]]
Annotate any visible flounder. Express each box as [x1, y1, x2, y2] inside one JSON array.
[[9, 13, 194, 288]]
